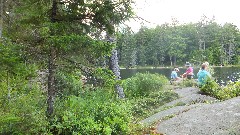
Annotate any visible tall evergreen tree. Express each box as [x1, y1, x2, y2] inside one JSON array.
[[9, 0, 134, 116]]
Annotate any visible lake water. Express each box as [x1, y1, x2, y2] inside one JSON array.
[[120, 67, 240, 85]]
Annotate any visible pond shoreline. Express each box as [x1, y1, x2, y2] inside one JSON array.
[[120, 65, 240, 69], [120, 67, 240, 86]]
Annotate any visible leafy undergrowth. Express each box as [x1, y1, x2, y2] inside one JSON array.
[[51, 72, 178, 134], [122, 73, 179, 134], [172, 76, 240, 101], [123, 73, 169, 97], [0, 72, 178, 135], [129, 90, 178, 121], [0, 86, 48, 134], [52, 90, 132, 135], [122, 73, 178, 120], [200, 80, 240, 100]]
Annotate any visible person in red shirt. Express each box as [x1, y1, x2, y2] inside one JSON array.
[[181, 62, 194, 79]]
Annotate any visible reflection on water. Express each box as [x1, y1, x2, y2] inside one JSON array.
[[214, 67, 240, 85], [120, 67, 240, 85]]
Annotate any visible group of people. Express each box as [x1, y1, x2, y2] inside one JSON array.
[[171, 62, 211, 87], [170, 62, 194, 81]]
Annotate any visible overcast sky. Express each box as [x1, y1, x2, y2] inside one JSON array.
[[126, 0, 240, 31]]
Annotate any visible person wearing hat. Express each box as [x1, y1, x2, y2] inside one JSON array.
[[181, 62, 194, 79], [170, 67, 181, 84]]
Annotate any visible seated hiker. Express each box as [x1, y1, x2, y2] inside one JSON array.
[[181, 62, 194, 79], [170, 67, 181, 85], [197, 63, 211, 87]]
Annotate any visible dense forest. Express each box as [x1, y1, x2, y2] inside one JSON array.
[[0, 0, 139, 134], [117, 17, 240, 67]]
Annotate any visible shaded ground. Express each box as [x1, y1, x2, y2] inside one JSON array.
[[140, 87, 240, 135]]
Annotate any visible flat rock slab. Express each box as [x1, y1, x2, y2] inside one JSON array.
[[164, 87, 218, 106], [140, 87, 217, 125], [161, 93, 217, 107], [140, 103, 205, 125], [174, 87, 200, 97], [157, 96, 240, 135]]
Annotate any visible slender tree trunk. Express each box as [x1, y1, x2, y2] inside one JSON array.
[[228, 43, 233, 64], [170, 56, 172, 66], [47, 46, 56, 117], [47, 0, 57, 117], [131, 49, 137, 67], [0, 0, 3, 37], [109, 49, 125, 98]]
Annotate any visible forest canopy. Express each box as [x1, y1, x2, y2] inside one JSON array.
[[117, 17, 240, 67]]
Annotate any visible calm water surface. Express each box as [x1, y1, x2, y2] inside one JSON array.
[[120, 67, 240, 85]]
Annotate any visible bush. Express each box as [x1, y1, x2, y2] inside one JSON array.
[[0, 88, 48, 134], [123, 73, 168, 98], [92, 68, 116, 88], [200, 80, 220, 96], [56, 70, 84, 97], [129, 90, 178, 120], [218, 81, 240, 99], [51, 90, 132, 135], [200, 80, 240, 100], [122, 73, 178, 121]]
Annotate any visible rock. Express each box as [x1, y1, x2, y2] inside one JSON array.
[[140, 87, 240, 135], [156, 96, 240, 135]]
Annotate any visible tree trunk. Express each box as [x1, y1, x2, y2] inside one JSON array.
[[170, 56, 172, 66], [0, 0, 3, 37], [131, 49, 137, 67], [47, 0, 57, 117], [228, 42, 234, 64], [109, 49, 125, 98], [47, 46, 56, 117]]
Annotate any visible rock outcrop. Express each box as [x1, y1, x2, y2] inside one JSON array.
[[140, 87, 240, 135]]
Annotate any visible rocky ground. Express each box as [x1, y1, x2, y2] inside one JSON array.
[[140, 87, 240, 135]]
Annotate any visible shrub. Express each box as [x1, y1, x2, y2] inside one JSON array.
[[92, 68, 116, 88], [218, 81, 240, 99], [200, 80, 220, 96], [56, 70, 84, 97], [0, 88, 48, 134], [51, 89, 132, 135], [129, 90, 178, 120], [123, 73, 168, 98], [200, 80, 240, 100]]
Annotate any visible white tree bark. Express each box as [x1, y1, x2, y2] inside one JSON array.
[[109, 49, 125, 98]]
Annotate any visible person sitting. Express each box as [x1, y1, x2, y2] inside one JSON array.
[[170, 67, 181, 84], [181, 62, 194, 79], [171, 67, 180, 80], [197, 63, 211, 87]]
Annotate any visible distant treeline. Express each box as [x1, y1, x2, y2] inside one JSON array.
[[117, 17, 240, 67]]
